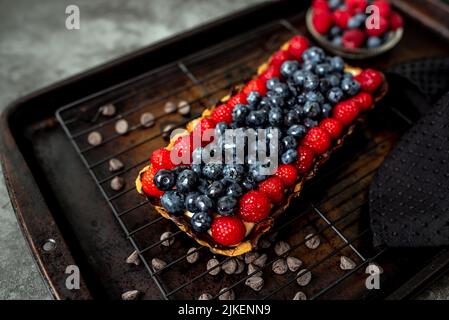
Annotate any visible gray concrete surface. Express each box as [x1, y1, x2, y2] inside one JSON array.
[[1, 0, 449, 300]]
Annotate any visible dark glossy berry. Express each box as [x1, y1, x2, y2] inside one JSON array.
[[226, 182, 244, 198], [273, 83, 290, 98], [202, 163, 223, 180], [246, 91, 261, 106], [302, 61, 315, 73], [191, 211, 212, 232], [268, 94, 284, 108], [197, 178, 209, 194], [327, 87, 344, 104], [315, 63, 332, 76], [319, 78, 331, 93], [329, 25, 342, 36], [303, 73, 320, 91], [297, 93, 307, 104], [282, 135, 298, 151], [306, 91, 325, 104], [192, 147, 203, 165], [280, 60, 300, 78], [185, 192, 201, 212], [322, 103, 333, 118], [191, 164, 203, 175], [303, 101, 321, 118], [215, 122, 228, 138], [176, 169, 198, 193], [161, 191, 185, 214], [172, 165, 189, 176], [292, 70, 306, 86], [288, 124, 307, 138], [232, 104, 249, 124], [153, 169, 176, 191], [249, 164, 268, 182], [327, 74, 341, 87], [284, 109, 301, 127], [281, 149, 298, 164], [195, 195, 214, 213], [206, 180, 225, 199], [302, 47, 325, 64], [217, 196, 238, 216], [223, 164, 245, 182], [330, 56, 345, 72], [341, 78, 361, 96], [266, 77, 280, 90], [269, 107, 283, 126], [304, 118, 319, 128], [367, 36, 382, 48], [242, 176, 257, 190], [246, 110, 267, 128]]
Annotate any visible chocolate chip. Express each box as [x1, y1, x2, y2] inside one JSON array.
[[218, 288, 235, 300], [115, 119, 129, 135], [178, 100, 191, 116], [253, 253, 267, 268], [274, 241, 291, 256], [198, 293, 212, 300], [296, 269, 312, 286], [151, 258, 167, 272], [287, 256, 303, 272], [244, 252, 259, 264], [340, 256, 356, 270], [235, 259, 245, 274], [140, 112, 155, 128], [272, 259, 288, 275], [186, 247, 199, 264], [245, 276, 264, 291], [293, 291, 307, 300], [305, 233, 320, 249], [87, 131, 102, 146], [125, 250, 140, 266], [100, 104, 116, 117], [121, 290, 140, 300], [207, 258, 221, 276], [164, 101, 177, 114], [109, 158, 124, 172], [160, 231, 175, 247], [222, 259, 237, 275], [247, 263, 263, 277], [110, 176, 125, 191]]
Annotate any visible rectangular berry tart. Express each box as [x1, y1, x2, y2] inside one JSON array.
[[135, 35, 387, 256]]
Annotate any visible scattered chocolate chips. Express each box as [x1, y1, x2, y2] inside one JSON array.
[[186, 247, 199, 264], [164, 101, 177, 114], [198, 293, 212, 300], [244, 252, 259, 264], [222, 259, 237, 275], [274, 241, 291, 256], [178, 100, 191, 116], [305, 233, 321, 250], [272, 259, 288, 275], [121, 290, 140, 300], [293, 291, 307, 300], [218, 288, 235, 300], [126, 250, 140, 266], [340, 256, 356, 270], [87, 131, 102, 146], [140, 112, 155, 128], [287, 256, 303, 272], [110, 176, 125, 191], [109, 158, 124, 172], [247, 263, 263, 277], [100, 104, 116, 117], [115, 119, 129, 135], [253, 253, 267, 268], [245, 276, 264, 292], [207, 258, 221, 276], [160, 231, 175, 247], [151, 258, 167, 272], [296, 269, 312, 287], [235, 259, 245, 274]]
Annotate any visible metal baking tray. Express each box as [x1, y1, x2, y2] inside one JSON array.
[[2, 0, 449, 300]]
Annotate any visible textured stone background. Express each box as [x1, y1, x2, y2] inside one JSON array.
[[0, 0, 448, 300]]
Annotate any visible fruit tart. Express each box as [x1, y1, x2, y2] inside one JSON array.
[[135, 35, 387, 256]]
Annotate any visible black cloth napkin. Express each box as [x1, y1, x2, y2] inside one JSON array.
[[369, 58, 449, 247]]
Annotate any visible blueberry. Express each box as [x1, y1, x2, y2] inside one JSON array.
[[195, 195, 214, 213], [198, 178, 209, 194], [302, 61, 316, 73], [246, 91, 261, 107], [202, 163, 223, 180], [280, 60, 300, 78], [303, 101, 321, 118], [330, 56, 345, 72], [328, 0, 342, 10], [327, 74, 341, 87], [302, 47, 325, 64], [161, 191, 185, 214], [303, 73, 320, 91], [288, 124, 307, 138], [217, 196, 238, 216], [297, 93, 307, 104], [284, 109, 301, 127], [341, 78, 361, 96], [154, 169, 176, 191], [304, 118, 319, 128], [273, 83, 290, 97], [223, 164, 245, 182], [329, 25, 342, 36], [306, 91, 325, 104], [191, 211, 212, 232], [281, 149, 298, 164], [191, 164, 203, 175], [232, 104, 249, 124], [327, 87, 344, 104], [320, 79, 331, 93], [176, 169, 198, 193], [348, 16, 363, 29], [282, 135, 298, 151], [215, 122, 228, 138], [285, 96, 297, 108], [246, 110, 267, 128], [249, 164, 267, 182], [355, 13, 367, 23], [343, 72, 353, 80], [242, 176, 257, 190], [266, 77, 280, 90], [259, 97, 270, 109], [268, 94, 284, 108], [367, 36, 382, 48], [185, 192, 201, 212], [315, 63, 332, 76], [192, 147, 204, 165], [292, 70, 306, 86], [206, 180, 225, 199], [322, 103, 332, 118], [226, 182, 243, 198], [332, 36, 343, 47], [172, 165, 190, 176]]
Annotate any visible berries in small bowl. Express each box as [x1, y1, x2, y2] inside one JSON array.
[[306, 0, 404, 59]]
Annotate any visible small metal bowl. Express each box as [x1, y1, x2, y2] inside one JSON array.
[[305, 8, 403, 59]]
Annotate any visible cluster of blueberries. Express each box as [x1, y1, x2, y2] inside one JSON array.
[[153, 47, 361, 233]]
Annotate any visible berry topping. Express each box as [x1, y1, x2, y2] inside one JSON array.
[[270, 50, 294, 68], [210, 104, 234, 124], [171, 134, 193, 164], [333, 9, 351, 29], [312, 9, 334, 35], [302, 127, 332, 155], [150, 148, 174, 170], [319, 118, 343, 140], [352, 92, 373, 111], [238, 190, 272, 223], [365, 16, 389, 37], [191, 211, 213, 233], [296, 145, 315, 174], [211, 216, 246, 246], [354, 69, 383, 93], [176, 169, 198, 193], [259, 65, 281, 83], [332, 100, 360, 126], [217, 196, 238, 216], [153, 169, 176, 191], [227, 93, 248, 108], [259, 176, 285, 204], [342, 29, 366, 49], [141, 167, 164, 197], [275, 164, 298, 187], [195, 195, 214, 213], [161, 190, 185, 215], [185, 192, 201, 213], [287, 35, 310, 59], [345, 0, 368, 14], [206, 180, 226, 199], [243, 78, 267, 96], [373, 0, 391, 18], [390, 11, 404, 31]]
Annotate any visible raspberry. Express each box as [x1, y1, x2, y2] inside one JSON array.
[[352, 92, 373, 111], [150, 148, 174, 170], [342, 29, 366, 49], [287, 35, 309, 60], [243, 78, 267, 96], [333, 9, 351, 29], [210, 104, 234, 124], [193, 118, 216, 146], [312, 0, 329, 11], [312, 9, 334, 35], [302, 127, 332, 155], [227, 92, 247, 108], [320, 118, 343, 140], [296, 146, 315, 174], [274, 164, 298, 187], [258, 177, 285, 204], [259, 65, 281, 83], [366, 16, 389, 37], [141, 167, 164, 198], [211, 216, 246, 246], [345, 0, 368, 14], [390, 11, 404, 31], [373, 0, 391, 18], [354, 69, 384, 93], [270, 50, 294, 68], [171, 134, 193, 165], [238, 190, 272, 223], [332, 100, 360, 126]]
